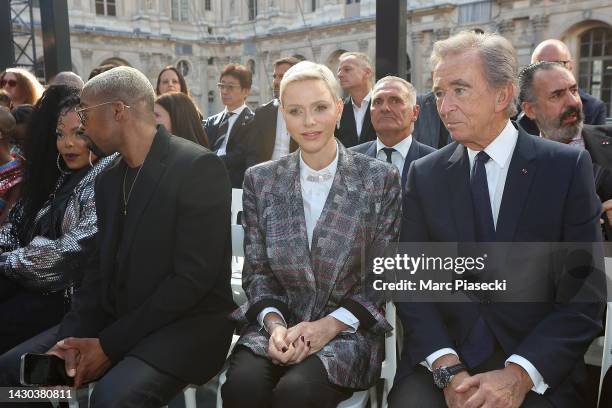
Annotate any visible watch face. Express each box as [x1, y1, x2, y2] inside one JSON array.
[[433, 367, 452, 389]]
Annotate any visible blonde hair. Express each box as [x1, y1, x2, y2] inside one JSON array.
[[1, 68, 44, 105], [280, 61, 341, 105], [430, 30, 518, 117]]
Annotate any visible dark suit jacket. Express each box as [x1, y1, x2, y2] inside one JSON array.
[[518, 89, 607, 135], [204, 107, 254, 188], [232, 143, 402, 389], [397, 126, 604, 407], [245, 99, 297, 168], [350, 137, 436, 190], [58, 127, 236, 384], [413, 91, 452, 149], [334, 96, 376, 147]]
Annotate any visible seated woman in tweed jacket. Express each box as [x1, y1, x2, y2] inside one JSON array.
[[222, 61, 402, 407], [0, 85, 116, 354]]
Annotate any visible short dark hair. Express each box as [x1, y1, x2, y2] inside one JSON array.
[[88, 63, 118, 80], [518, 61, 566, 104], [220, 64, 252, 89], [155, 66, 190, 97], [273, 57, 300, 69], [0, 90, 11, 108]]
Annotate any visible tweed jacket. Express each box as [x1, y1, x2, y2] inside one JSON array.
[[0, 153, 118, 293], [231, 142, 402, 389]]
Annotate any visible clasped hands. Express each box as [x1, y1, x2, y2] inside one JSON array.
[[267, 316, 347, 366], [436, 355, 533, 408], [47, 337, 112, 388]]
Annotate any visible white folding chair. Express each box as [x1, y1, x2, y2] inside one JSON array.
[[598, 258, 612, 403]]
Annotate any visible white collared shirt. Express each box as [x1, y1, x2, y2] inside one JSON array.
[[424, 120, 549, 394], [352, 92, 371, 138], [216, 103, 247, 156], [271, 99, 291, 160], [375, 135, 413, 174], [258, 141, 359, 333]]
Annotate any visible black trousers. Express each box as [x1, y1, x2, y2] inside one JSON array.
[[221, 346, 352, 408], [0, 325, 187, 408], [0, 283, 65, 355], [388, 348, 552, 408]]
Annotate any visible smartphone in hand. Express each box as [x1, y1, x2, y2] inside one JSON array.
[[20, 353, 74, 386]]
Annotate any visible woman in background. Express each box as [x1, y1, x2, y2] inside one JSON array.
[[0, 108, 23, 225], [156, 66, 191, 96], [0, 68, 44, 107], [155, 91, 208, 147]]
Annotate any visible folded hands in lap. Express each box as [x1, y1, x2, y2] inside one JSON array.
[[267, 316, 348, 366]]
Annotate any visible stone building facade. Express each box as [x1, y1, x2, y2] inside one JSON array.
[[17, 0, 612, 117]]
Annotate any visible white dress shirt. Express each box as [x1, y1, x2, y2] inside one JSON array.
[[271, 99, 292, 160], [216, 103, 247, 156], [375, 135, 413, 174], [258, 142, 359, 333], [352, 92, 371, 138], [424, 120, 549, 394]]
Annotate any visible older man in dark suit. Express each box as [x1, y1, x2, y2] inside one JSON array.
[[518, 39, 608, 135], [352, 76, 435, 190], [245, 56, 300, 168], [205, 63, 254, 188], [390, 31, 604, 408], [519, 61, 612, 237]]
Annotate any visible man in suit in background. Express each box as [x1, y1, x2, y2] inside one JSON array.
[[390, 31, 604, 408], [413, 91, 452, 149], [519, 61, 612, 235], [352, 76, 435, 190], [245, 56, 300, 168], [518, 39, 608, 135], [204, 63, 254, 188], [335, 52, 376, 147]]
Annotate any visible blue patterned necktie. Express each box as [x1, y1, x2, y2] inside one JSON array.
[[212, 111, 235, 151], [461, 150, 497, 368]]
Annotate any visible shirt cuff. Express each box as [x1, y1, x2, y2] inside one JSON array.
[[505, 354, 549, 394], [421, 348, 459, 372], [257, 307, 286, 330], [328, 307, 360, 333]]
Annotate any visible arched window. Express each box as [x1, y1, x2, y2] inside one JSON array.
[[578, 26, 612, 118], [176, 59, 191, 77]]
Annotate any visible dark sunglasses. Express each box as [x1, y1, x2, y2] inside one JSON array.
[[0, 79, 17, 88]]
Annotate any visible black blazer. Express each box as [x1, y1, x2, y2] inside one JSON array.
[[245, 100, 297, 168], [334, 96, 376, 147], [204, 107, 254, 188], [58, 127, 236, 384], [350, 137, 435, 190], [518, 89, 607, 135], [397, 126, 604, 408], [413, 91, 452, 149]]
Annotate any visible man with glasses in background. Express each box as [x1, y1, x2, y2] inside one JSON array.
[[518, 39, 608, 135], [204, 63, 254, 188]]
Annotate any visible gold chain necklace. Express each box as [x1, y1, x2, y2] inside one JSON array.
[[122, 164, 143, 216]]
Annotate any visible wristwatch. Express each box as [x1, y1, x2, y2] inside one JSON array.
[[433, 363, 467, 389]]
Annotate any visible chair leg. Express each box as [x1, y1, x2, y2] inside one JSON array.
[[369, 385, 378, 408], [184, 386, 197, 408]]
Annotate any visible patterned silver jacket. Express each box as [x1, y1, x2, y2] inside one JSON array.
[[0, 153, 118, 293]]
